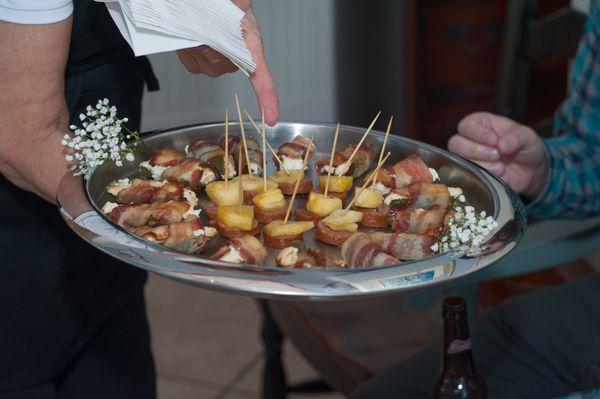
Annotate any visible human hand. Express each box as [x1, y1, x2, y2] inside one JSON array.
[[176, 0, 279, 125], [447, 112, 548, 200]]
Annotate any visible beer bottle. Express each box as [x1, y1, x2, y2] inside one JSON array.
[[433, 297, 487, 398]]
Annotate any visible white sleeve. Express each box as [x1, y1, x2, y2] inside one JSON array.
[[0, 0, 73, 24]]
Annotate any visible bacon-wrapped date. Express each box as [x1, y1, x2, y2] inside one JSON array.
[[220, 135, 263, 175], [161, 158, 218, 189], [276, 241, 326, 269], [108, 178, 184, 204], [276, 135, 316, 171], [389, 209, 449, 234], [106, 200, 191, 228], [375, 154, 433, 189], [341, 232, 400, 268], [133, 218, 215, 254], [315, 143, 376, 177], [370, 231, 435, 261], [386, 183, 451, 210], [187, 138, 236, 178], [212, 235, 268, 265]]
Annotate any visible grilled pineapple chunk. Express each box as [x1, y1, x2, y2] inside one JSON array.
[[233, 175, 278, 192], [206, 181, 241, 206], [264, 220, 314, 236], [268, 170, 304, 185], [318, 175, 353, 193], [306, 192, 342, 217], [217, 205, 254, 230], [322, 209, 363, 232], [252, 188, 286, 211], [354, 187, 383, 208]]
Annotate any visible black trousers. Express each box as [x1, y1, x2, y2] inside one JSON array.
[[0, 60, 155, 397], [351, 273, 600, 399]]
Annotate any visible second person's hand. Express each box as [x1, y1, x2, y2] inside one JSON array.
[[176, 0, 279, 125], [447, 112, 549, 200]]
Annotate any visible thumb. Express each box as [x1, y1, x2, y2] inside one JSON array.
[[497, 128, 528, 156]]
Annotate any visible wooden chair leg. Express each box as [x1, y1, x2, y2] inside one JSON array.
[[258, 300, 288, 399]]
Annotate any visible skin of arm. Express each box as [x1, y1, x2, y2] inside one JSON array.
[[0, 18, 72, 203]]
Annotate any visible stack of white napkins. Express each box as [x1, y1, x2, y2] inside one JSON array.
[[97, 0, 256, 75]]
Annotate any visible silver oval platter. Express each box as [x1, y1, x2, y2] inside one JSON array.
[[57, 121, 526, 300]]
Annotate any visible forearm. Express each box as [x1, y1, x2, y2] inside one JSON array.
[[0, 18, 72, 203]]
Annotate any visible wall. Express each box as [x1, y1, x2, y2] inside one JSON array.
[[141, 0, 336, 132]]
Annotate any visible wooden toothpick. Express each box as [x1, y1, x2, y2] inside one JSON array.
[[283, 137, 314, 223], [371, 115, 392, 189], [324, 123, 340, 197], [261, 108, 267, 192], [345, 152, 390, 210], [225, 109, 229, 189], [235, 94, 253, 177], [243, 109, 289, 175], [238, 145, 243, 212], [339, 111, 381, 176]]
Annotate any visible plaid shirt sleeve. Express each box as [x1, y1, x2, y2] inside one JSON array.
[[527, 1, 600, 219]]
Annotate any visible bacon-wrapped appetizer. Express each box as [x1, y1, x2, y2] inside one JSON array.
[[341, 232, 400, 268], [389, 209, 451, 234], [276, 135, 316, 171], [385, 183, 451, 211], [186, 138, 236, 179], [276, 241, 326, 269], [220, 135, 263, 176], [161, 158, 218, 189], [252, 188, 288, 223], [133, 218, 217, 254], [107, 178, 184, 204], [370, 231, 435, 261], [216, 205, 261, 239], [212, 235, 268, 265], [351, 187, 390, 228], [295, 192, 342, 222], [263, 220, 314, 249], [315, 143, 376, 178], [102, 200, 196, 228], [374, 154, 439, 191], [139, 147, 186, 180], [315, 209, 363, 247]]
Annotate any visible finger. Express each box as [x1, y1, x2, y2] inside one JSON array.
[[195, 46, 238, 73], [457, 113, 498, 146], [497, 128, 528, 156], [475, 161, 505, 176], [177, 50, 217, 76], [448, 134, 500, 161], [249, 61, 279, 126]]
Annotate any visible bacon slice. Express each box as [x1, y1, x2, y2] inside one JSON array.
[[392, 183, 451, 210], [389, 209, 448, 234], [133, 218, 212, 254], [150, 147, 186, 167], [375, 155, 433, 188], [112, 178, 184, 204], [370, 232, 435, 260], [187, 138, 236, 178], [212, 235, 267, 265], [220, 135, 263, 175], [276, 135, 316, 167], [108, 201, 190, 228], [161, 158, 216, 189], [341, 232, 400, 268], [315, 144, 376, 177]]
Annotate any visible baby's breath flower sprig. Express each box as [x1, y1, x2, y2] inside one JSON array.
[[431, 203, 498, 255], [62, 98, 141, 178]]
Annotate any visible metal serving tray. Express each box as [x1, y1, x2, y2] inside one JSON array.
[[57, 121, 526, 300]]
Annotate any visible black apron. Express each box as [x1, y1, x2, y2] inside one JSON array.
[[0, 0, 158, 390]]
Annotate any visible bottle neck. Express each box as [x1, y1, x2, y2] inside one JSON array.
[[442, 317, 475, 373]]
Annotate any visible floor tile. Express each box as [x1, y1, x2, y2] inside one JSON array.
[[146, 274, 263, 387]]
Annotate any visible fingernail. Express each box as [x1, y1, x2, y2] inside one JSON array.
[[265, 107, 277, 125]]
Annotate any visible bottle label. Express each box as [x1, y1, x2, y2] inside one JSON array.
[[447, 338, 472, 354]]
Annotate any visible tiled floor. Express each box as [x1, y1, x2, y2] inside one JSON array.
[[145, 274, 344, 399]]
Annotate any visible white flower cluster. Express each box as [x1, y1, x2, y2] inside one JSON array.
[[61, 98, 139, 178], [431, 205, 498, 254]]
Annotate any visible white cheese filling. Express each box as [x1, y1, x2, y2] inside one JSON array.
[[384, 192, 408, 206], [140, 161, 168, 181], [249, 162, 262, 176], [372, 182, 391, 195], [193, 226, 218, 238], [281, 155, 306, 171], [276, 246, 299, 267], [102, 201, 119, 214], [429, 168, 440, 181], [200, 168, 217, 185], [183, 189, 201, 219], [219, 245, 244, 263], [106, 178, 131, 196]]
